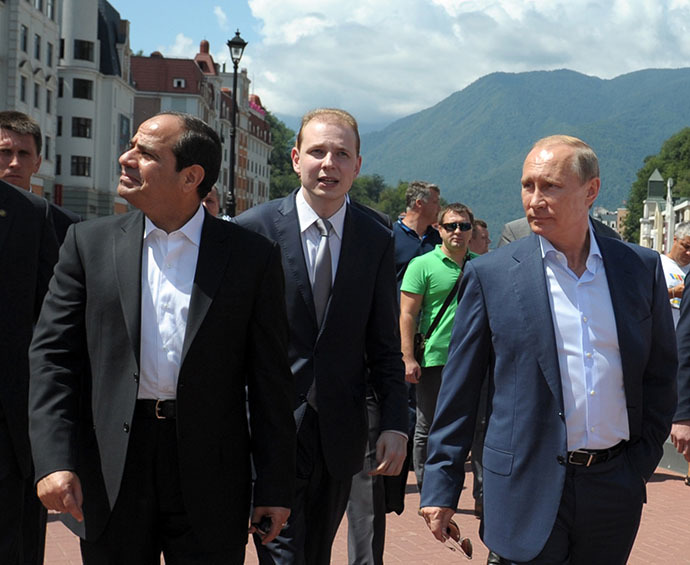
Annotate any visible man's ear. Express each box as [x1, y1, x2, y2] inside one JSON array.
[[291, 146, 301, 177], [182, 164, 205, 194]]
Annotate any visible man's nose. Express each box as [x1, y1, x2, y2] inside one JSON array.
[[322, 152, 335, 168], [119, 148, 135, 166]]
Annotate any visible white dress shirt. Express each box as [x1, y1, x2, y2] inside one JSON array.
[[138, 205, 205, 400], [540, 224, 629, 450]]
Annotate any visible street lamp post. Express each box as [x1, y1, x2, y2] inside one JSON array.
[[226, 29, 247, 217]]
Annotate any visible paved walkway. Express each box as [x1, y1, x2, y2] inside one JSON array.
[[44, 464, 690, 564]]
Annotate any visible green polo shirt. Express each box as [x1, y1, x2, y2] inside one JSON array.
[[401, 245, 478, 367]]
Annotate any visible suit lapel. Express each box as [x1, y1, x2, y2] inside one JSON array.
[[180, 215, 231, 363], [113, 211, 144, 365], [276, 193, 317, 326], [511, 235, 564, 409], [0, 183, 15, 254], [597, 236, 638, 387]]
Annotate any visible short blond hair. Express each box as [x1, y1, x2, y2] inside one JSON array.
[[532, 135, 599, 183], [296, 108, 360, 155]]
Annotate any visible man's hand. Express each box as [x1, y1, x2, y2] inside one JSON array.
[[420, 506, 455, 542], [403, 355, 422, 384], [249, 506, 290, 545], [36, 470, 84, 522], [671, 420, 690, 461], [369, 431, 407, 476]]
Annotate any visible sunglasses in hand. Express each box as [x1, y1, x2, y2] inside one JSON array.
[[445, 519, 473, 559]]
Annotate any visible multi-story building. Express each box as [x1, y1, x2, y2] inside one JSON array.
[[0, 0, 60, 197], [55, 0, 135, 218]]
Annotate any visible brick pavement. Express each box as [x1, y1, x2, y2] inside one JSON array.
[[44, 464, 690, 564]]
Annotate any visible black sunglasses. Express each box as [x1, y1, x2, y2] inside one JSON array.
[[440, 222, 472, 232]]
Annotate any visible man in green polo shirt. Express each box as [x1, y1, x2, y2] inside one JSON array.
[[400, 202, 478, 490]]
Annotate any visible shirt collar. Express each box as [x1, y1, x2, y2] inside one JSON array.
[[296, 189, 347, 239], [144, 204, 205, 247], [538, 220, 602, 273]]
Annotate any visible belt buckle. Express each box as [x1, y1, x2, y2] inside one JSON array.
[[154, 399, 166, 420], [568, 450, 595, 467]]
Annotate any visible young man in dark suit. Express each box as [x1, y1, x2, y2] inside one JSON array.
[[29, 112, 295, 564], [236, 108, 408, 564]]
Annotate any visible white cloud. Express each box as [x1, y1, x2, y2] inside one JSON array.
[[158, 33, 196, 58], [243, 0, 690, 123], [214, 6, 229, 30]]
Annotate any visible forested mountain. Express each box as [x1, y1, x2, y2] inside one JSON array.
[[360, 68, 690, 237]]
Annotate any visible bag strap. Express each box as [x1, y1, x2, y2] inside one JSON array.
[[423, 253, 471, 341]]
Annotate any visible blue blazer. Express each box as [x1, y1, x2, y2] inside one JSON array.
[[421, 232, 677, 562], [236, 190, 407, 479]]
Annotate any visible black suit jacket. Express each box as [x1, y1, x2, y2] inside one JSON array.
[[236, 190, 407, 479], [29, 210, 295, 550], [0, 180, 58, 479]]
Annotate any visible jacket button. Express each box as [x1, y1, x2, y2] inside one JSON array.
[[557, 455, 565, 465], [558, 411, 564, 419], [123, 423, 130, 433], [133, 372, 139, 382]]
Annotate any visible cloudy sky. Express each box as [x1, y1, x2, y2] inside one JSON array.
[[109, 0, 690, 128]]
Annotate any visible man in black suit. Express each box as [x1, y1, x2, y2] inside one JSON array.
[[29, 112, 295, 564], [0, 176, 58, 564], [0, 111, 80, 245], [236, 108, 408, 564], [0, 110, 80, 565]]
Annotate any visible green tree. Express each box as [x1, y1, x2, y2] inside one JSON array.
[[376, 181, 409, 220], [265, 111, 298, 199], [349, 174, 388, 208], [624, 127, 690, 242]]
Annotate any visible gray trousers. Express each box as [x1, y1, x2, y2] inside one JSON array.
[[413, 365, 444, 490]]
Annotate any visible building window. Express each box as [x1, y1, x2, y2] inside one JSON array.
[[73, 79, 93, 100], [58, 78, 63, 97], [59, 38, 64, 59], [44, 136, 51, 160], [72, 117, 92, 138], [46, 90, 52, 113], [33, 83, 40, 108], [57, 116, 62, 136], [173, 78, 186, 88], [73, 40, 95, 62], [55, 154, 61, 175], [34, 34, 41, 60], [20, 77, 27, 102], [20, 26, 28, 52], [34, 0, 43, 11], [71, 156, 91, 177], [47, 0, 54, 19], [118, 114, 131, 154], [47, 42, 53, 67]]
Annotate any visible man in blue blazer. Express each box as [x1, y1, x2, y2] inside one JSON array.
[[236, 108, 407, 564], [420, 135, 677, 564]]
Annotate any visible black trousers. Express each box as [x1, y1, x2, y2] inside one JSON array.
[[504, 449, 645, 565], [256, 405, 352, 565], [80, 415, 245, 565], [0, 415, 24, 565]]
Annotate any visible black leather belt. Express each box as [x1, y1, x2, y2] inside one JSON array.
[[567, 440, 626, 467], [135, 399, 176, 420]]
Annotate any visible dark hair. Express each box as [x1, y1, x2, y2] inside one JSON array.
[[156, 111, 221, 199], [473, 219, 487, 229], [0, 111, 42, 155], [296, 108, 360, 155], [438, 202, 474, 225]]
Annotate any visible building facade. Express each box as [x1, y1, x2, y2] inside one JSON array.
[[0, 0, 60, 197]]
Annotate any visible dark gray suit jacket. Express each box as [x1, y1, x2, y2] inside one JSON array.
[[29, 210, 295, 550], [236, 190, 407, 479], [499, 216, 621, 247]]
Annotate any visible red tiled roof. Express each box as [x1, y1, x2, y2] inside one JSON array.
[[131, 56, 204, 94]]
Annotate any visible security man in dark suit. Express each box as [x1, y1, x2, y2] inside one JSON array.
[[0, 176, 58, 564], [236, 108, 408, 564], [29, 112, 295, 564]]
